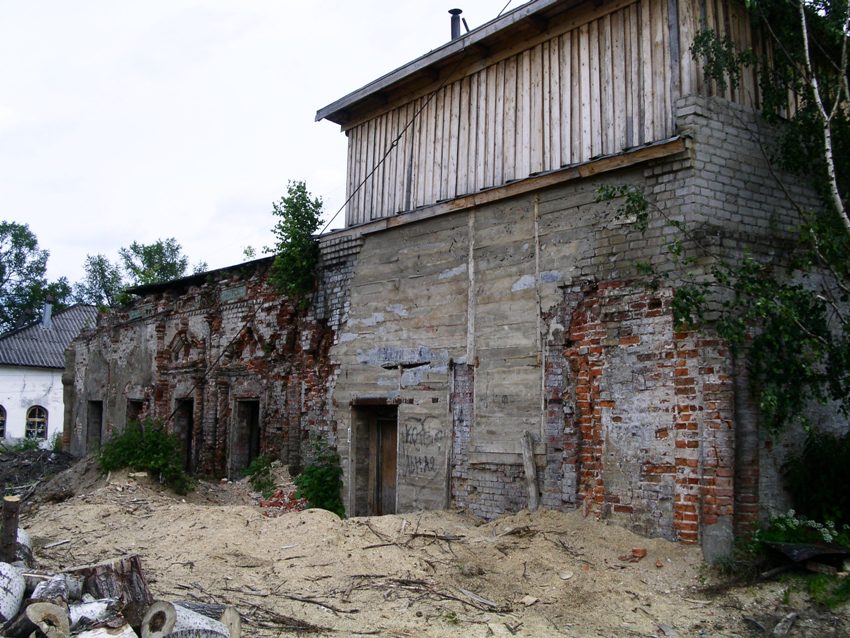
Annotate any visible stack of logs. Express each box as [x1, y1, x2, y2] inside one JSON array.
[[1, 496, 240, 638]]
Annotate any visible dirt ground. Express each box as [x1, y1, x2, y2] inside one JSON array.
[[14, 459, 850, 637]]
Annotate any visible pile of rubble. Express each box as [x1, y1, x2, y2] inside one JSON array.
[[0, 496, 240, 638], [257, 488, 307, 516]]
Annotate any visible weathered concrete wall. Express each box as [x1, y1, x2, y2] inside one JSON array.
[[328, 93, 831, 553]]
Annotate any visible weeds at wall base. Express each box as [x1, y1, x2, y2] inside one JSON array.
[[98, 418, 193, 495]]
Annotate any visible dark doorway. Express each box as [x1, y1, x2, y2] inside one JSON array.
[[353, 405, 398, 516], [87, 401, 103, 450], [231, 400, 261, 476], [175, 399, 194, 472], [126, 399, 144, 426]]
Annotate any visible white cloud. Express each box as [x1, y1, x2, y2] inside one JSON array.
[[0, 1, 525, 283]]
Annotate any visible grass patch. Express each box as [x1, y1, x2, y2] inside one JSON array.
[[807, 574, 850, 609]]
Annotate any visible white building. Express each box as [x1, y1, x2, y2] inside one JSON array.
[[0, 304, 97, 444]]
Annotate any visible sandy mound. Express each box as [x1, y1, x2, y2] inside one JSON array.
[[18, 465, 850, 637]]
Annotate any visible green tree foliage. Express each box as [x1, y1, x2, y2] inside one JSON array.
[[268, 181, 323, 299], [74, 239, 205, 308], [686, 0, 850, 433], [783, 429, 850, 526], [119, 238, 192, 286], [73, 254, 126, 309], [600, 0, 850, 435], [0, 221, 71, 332]]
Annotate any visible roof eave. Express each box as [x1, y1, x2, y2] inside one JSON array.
[[315, 0, 564, 125]]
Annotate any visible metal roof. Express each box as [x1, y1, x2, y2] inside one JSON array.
[[124, 256, 274, 296], [0, 304, 99, 369]]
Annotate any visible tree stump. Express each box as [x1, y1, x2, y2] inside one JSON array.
[[64, 556, 152, 629], [1, 496, 20, 564]]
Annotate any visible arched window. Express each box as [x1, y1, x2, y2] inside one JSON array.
[[25, 406, 48, 440], [0, 405, 5, 438]]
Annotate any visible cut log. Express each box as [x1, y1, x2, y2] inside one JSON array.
[[141, 601, 174, 638], [31, 574, 69, 607], [1, 496, 21, 563], [2, 608, 37, 638], [76, 625, 139, 638], [520, 431, 539, 512], [141, 601, 229, 638], [173, 601, 240, 638], [219, 606, 240, 638], [22, 573, 83, 600], [0, 561, 25, 623], [70, 598, 119, 629], [65, 555, 152, 629], [25, 601, 70, 638]]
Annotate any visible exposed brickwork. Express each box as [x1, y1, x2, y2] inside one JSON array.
[[67, 237, 361, 478], [449, 362, 474, 507]]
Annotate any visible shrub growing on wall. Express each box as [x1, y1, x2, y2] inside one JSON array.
[[269, 181, 323, 300]]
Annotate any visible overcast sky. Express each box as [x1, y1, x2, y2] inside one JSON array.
[[0, 1, 525, 284]]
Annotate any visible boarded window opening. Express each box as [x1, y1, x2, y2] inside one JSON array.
[[175, 399, 195, 472], [87, 401, 103, 449], [352, 405, 398, 516], [231, 399, 261, 477]]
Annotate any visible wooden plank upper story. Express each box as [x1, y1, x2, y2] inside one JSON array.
[[316, 0, 761, 228]]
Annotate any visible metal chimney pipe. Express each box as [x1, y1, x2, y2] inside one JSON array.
[[42, 296, 53, 330], [449, 8, 462, 40]]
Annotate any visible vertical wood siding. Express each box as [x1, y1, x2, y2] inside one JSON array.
[[344, 0, 758, 226]]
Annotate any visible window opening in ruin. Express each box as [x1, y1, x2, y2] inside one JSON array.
[[87, 401, 103, 449], [352, 405, 398, 516], [25, 405, 48, 440], [126, 399, 144, 426], [0, 405, 5, 438], [175, 399, 195, 472], [231, 399, 261, 477]]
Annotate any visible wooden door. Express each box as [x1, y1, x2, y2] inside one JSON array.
[[376, 417, 397, 515]]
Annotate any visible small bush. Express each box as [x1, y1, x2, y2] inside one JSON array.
[[244, 454, 276, 498], [294, 442, 344, 518], [782, 429, 850, 527], [99, 418, 193, 494], [755, 511, 850, 548]]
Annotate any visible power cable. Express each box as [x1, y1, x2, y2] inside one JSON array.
[[497, 0, 513, 19], [319, 2, 513, 235]]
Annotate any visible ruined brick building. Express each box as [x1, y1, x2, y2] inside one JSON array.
[[66, 0, 831, 558]]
